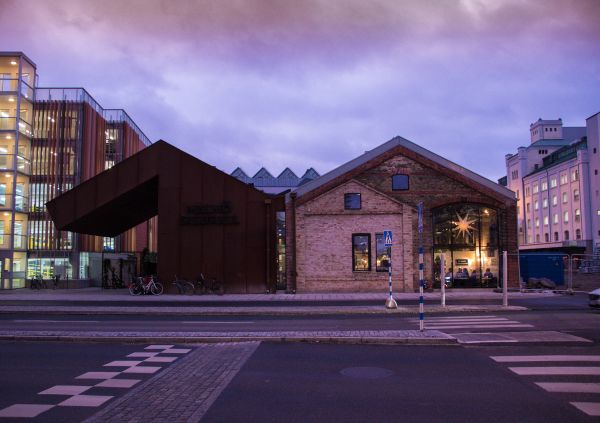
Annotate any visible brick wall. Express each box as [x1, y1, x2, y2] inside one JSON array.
[[291, 148, 519, 291], [295, 180, 413, 292]]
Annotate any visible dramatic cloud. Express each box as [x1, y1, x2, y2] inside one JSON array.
[[1, 0, 599, 180]]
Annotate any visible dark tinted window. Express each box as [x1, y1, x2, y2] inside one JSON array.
[[392, 174, 409, 190], [344, 193, 361, 210]]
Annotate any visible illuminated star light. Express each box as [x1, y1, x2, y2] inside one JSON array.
[[453, 211, 477, 238]]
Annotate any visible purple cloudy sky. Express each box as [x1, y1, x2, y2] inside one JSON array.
[[2, 0, 600, 181]]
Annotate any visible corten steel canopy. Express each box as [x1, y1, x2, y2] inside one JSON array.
[[47, 140, 280, 293]]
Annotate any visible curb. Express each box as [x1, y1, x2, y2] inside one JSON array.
[[0, 334, 458, 345], [0, 305, 529, 316]]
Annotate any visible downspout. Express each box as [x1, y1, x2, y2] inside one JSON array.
[[288, 192, 297, 293]]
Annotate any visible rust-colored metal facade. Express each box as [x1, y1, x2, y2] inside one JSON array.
[[47, 141, 279, 293], [30, 95, 156, 278]]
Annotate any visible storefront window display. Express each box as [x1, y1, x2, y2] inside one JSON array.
[[433, 204, 500, 288]]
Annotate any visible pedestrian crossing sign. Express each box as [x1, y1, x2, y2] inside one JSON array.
[[383, 230, 392, 247]]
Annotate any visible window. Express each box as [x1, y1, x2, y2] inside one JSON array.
[[344, 193, 361, 210], [392, 174, 409, 191], [541, 180, 548, 191], [352, 234, 370, 271], [542, 198, 548, 209], [535, 234, 540, 242], [573, 189, 579, 201], [560, 174, 567, 185], [554, 232, 559, 241], [552, 195, 557, 206], [564, 211, 569, 223], [103, 237, 115, 251], [575, 209, 580, 222], [525, 186, 530, 196], [375, 233, 390, 272], [511, 170, 518, 180], [594, 148, 597, 154], [571, 169, 579, 181], [550, 178, 557, 188], [564, 230, 569, 241], [562, 192, 568, 203], [576, 229, 581, 240], [535, 218, 540, 228], [543, 216, 548, 226], [534, 200, 539, 211], [553, 214, 558, 224], [526, 203, 530, 212], [533, 184, 539, 194], [544, 233, 549, 242]]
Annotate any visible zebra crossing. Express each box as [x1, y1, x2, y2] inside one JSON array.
[[412, 315, 533, 331], [491, 354, 600, 417]]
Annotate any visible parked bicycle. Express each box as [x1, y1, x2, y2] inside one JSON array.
[[128, 275, 163, 295], [29, 274, 44, 290], [172, 275, 195, 295], [195, 273, 224, 295]]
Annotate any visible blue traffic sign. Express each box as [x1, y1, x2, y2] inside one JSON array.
[[383, 230, 393, 247]]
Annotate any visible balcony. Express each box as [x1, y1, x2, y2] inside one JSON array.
[[0, 194, 29, 212], [18, 119, 32, 137], [0, 154, 31, 175]]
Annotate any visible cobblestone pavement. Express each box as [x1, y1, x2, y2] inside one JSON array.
[[83, 342, 260, 423], [0, 329, 456, 344]]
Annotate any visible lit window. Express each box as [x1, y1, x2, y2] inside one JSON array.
[[534, 201, 539, 210], [575, 209, 580, 222], [535, 218, 540, 227], [560, 174, 567, 185], [562, 192, 568, 203], [564, 211, 569, 223], [542, 198, 548, 209], [573, 189, 579, 201], [541, 180, 548, 191], [543, 216, 548, 226], [344, 193, 361, 210], [553, 214, 558, 224], [533, 184, 539, 194], [352, 234, 371, 271], [375, 233, 390, 272], [550, 178, 557, 188], [391, 174, 409, 191], [552, 195, 557, 206]]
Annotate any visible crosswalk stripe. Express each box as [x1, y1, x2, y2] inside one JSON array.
[[425, 324, 533, 329], [509, 366, 600, 376], [415, 319, 513, 323], [570, 402, 600, 417], [492, 355, 600, 363], [535, 382, 600, 393], [411, 316, 503, 321]]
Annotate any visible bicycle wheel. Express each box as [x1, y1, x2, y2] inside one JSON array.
[[151, 282, 164, 295], [129, 283, 143, 296], [182, 281, 194, 295]]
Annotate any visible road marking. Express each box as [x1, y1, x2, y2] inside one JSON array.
[[570, 402, 600, 416], [76, 372, 120, 380], [415, 315, 503, 321], [145, 356, 178, 363], [104, 360, 143, 367], [123, 366, 161, 374], [95, 379, 141, 388], [509, 366, 600, 376], [492, 355, 600, 363], [182, 321, 255, 324], [39, 385, 92, 395], [14, 319, 100, 323], [162, 348, 192, 354], [58, 394, 113, 407], [0, 404, 55, 418], [127, 352, 159, 358], [145, 345, 174, 350], [425, 324, 533, 329], [536, 382, 600, 393]]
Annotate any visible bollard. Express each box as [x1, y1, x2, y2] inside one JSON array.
[[440, 253, 446, 307], [502, 250, 508, 307]]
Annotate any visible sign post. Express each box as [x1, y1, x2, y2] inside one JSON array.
[[383, 230, 397, 309], [440, 253, 446, 307], [418, 202, 425, 331]]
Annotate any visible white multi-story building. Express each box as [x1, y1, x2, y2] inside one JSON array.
[[504, 114, 600, 254]]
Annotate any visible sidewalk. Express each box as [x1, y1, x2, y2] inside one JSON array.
[[0, 287, 545, 316]]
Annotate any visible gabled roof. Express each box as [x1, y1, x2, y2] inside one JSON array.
[[251, 167, 276, 187], [276, 168, 300, 187], [299, 167, 320, 182], [231, 167, 251, 183], [293, 136, 515, 203]]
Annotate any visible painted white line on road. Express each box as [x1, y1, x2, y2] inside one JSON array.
[[76, 372, 120, 380], [570, 402, 600, 416], [95, 379, 141, 388], [509, 367, 600, 376], [414, 315, 500, 320], [145, 345, 174, 350], [58, 394, 113, 407], [14, 319, 100, 323], [425, 324, 533, 329], [145, 356, 177, 363], [39, 385, 92, 395], [0, 404, 55, 418], [127, 352, 159, 358], [104, 360, 143, 367], [123, 366, 161, 374], [181, 321, 255, 324], [492, 355, 600, 363], [536, 382, 600, 393], [162, 348, 191, 354]]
